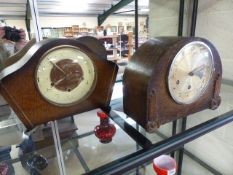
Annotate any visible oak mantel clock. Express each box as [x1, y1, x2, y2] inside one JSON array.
[[123, 37, 222, 132], [0, 37, 118, 129]]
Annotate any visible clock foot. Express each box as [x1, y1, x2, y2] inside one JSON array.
[[146, 121, 160, 133], [210, 96, 221, 110]]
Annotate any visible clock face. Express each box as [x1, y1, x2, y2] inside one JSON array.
[[168, 41, 214, 104], [36, 45, 96, 106]]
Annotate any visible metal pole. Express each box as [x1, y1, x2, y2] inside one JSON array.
[[177, 0, 198, 171], [28, 0, 42, 41], [25, 0, 31, 40], [109, 111, 152, 149], [190, 0, 198, 36], [155, 130, 222, 175], [176, 1, 198, 173], [135, 124, 140, 175], [98, 0, 134, 25], [171, 0, 185, 159], [135, 0, 139, 50], [28, 2, 66, 174], [51, 121, 67, 175], [72, 147, 90, 173], [178, 0, 185, 36], [86, 110, 233, 175], [183, 150, 222, 175], [177, 117, 187, 175], [171, 120, 177, 158]]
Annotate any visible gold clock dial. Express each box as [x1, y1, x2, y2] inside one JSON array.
[[168, 41, 214, 104], [36, 46, 96, 106]]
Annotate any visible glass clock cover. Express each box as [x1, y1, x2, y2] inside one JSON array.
[[168, 41, 214, 104], [36, 46, 96, 106]]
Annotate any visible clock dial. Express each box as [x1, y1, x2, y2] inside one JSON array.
[[50, 59, 84, 91], [168, 41, 214, 104], [36, 46, 96, 106]]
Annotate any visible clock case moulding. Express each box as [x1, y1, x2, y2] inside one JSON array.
[[0, 37, 118, 130], [123, 37, 222, 133]]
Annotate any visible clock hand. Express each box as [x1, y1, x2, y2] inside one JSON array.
[[52, 77, 66, 87], [49, 60, 66, 75], [188, 64, 205, 78]]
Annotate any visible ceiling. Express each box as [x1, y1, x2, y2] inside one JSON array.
[[0, 0, 149, 19]]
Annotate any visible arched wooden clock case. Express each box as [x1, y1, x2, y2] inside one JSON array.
[[0, 38, 118, 129], [123, 37, 222, 132]]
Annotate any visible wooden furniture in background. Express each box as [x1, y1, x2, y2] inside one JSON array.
[[127, 32, 133, 60], [72, 25, 79, 36], [64, 27, 73, 37]]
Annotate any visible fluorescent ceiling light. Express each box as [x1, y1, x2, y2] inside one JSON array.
[[139, 0, 149, 6], [57, 0, 88, 12], [140, 8, 149, 12]]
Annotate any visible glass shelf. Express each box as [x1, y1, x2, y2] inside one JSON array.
[[59, 81, 233, 175], [0, 81, 232, 175]]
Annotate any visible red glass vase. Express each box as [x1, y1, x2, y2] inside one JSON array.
[[94, 111, 116, 143]]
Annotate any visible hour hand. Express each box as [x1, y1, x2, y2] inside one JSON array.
[[188, 65, 205, 79], [51, 77, 66, 87]]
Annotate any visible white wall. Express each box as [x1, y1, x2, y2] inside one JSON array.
[[149, 1, 233, 175], [149, 0, 233, 80], [195, 0, 233, 80], [39, 16, 147, 29], [149, 0, 180, 37], [187, 1, 233, 174], [4, 15, 147, 40], [148, 0, 193, 37], [5, 19, 26, 29], [39, 16, 97, 28], [39, 15, 147, 33]]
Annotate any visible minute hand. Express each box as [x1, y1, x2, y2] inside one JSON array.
[[49, 60, 66, 75], [188, 65, 205, 78]]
